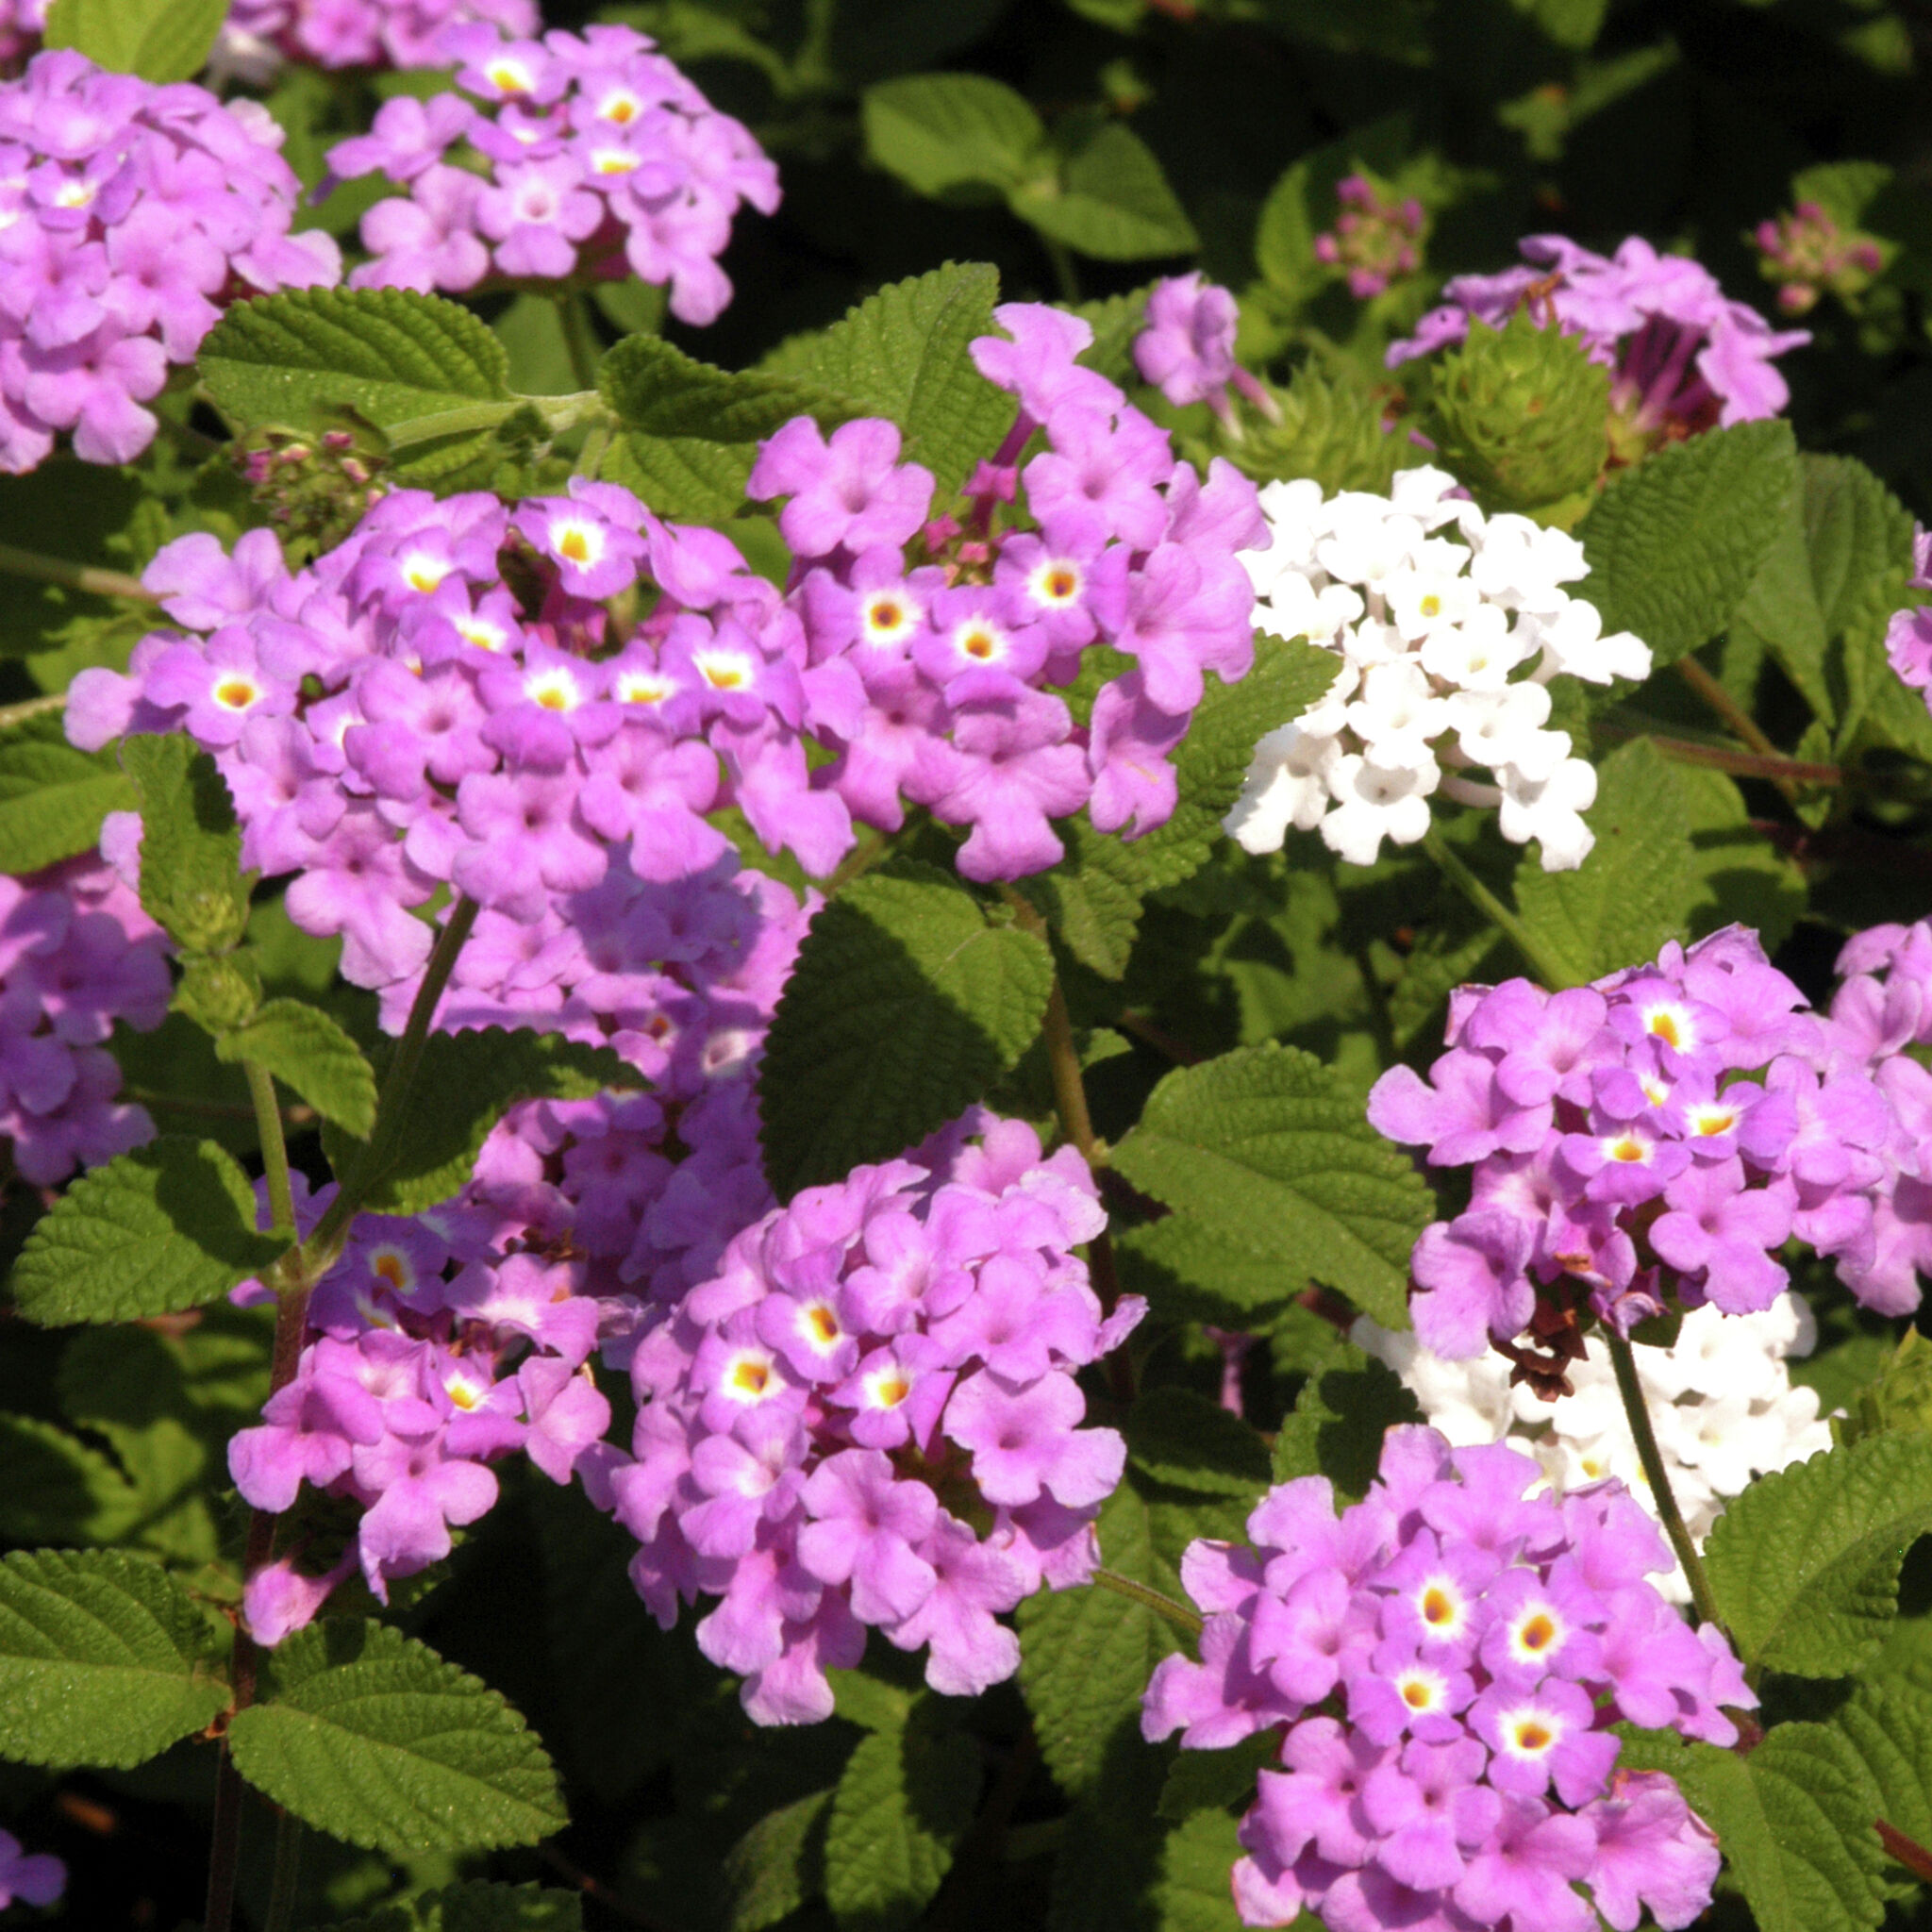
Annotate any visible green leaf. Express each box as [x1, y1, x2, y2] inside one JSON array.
[[1152, 1807, 1246, 1931], [1019, 1483, 1181, 1801], [43, 0, 225, 80], [338, 1029, 636, 1215], [0, 1414, 143, 1545], [1574, 419, 1797, 666], [595, 334, 853, 519], [1109, 1042, 1433, 1330], [723, 1790, 832, 1932], [121, 733, 251, 955], [10, 1137, 285, 1325], [1157, 1733, 1278, 1823], [198, 289, 516, 478], [824, 1694, 980, 1932], [1511, 738, 1695, 988], [1730, 458, 1834, 724], [759, 264, 1015, 495], [1124, 1387, 1273, 1499], [1023, 633, 1341, 977], [0, 1548, 227, 1768], [863, 74, 1045, 196], [334, 1882, 583, 1932], [1115, 1214, 1302, 1328], [227, 1620, 566, 1857], [1012, 118, 1199, 261], [1272, 1338, 1423, 1500], [0, 711, 134, 875], [0, 466, 148, 658], [216, 998, 378, 1139], [757, 863, 1054, 1199], [1703, 1434, 1932, 1676]]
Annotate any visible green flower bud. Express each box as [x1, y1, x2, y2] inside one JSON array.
[[1211, 362, 1416, 495], [1424, 308, 1609, 512], [175, 950, 263, 1037]]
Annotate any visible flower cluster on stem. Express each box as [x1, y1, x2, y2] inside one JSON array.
[[1144, 1425, 1738, 1931], [1224, 468, 1649, 870]]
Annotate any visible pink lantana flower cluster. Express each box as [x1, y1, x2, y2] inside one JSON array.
[[750, 302, 1264, 881], [217, 0, 536, 79], [1369, 923, 1932, 1368], [608, 1111, 1144, 1724], [1145, 1428, 1736, 1932], [1316, 173, 1427, 299], [0, 855, 169, 1185], [1885, 525, 1932, 706], [0, 49, 340, 472], [1754, 199, 1885, 318], [325, 22, 779, 326], [233, 844, 813, 1636], [67, 478, 854, 990], [1388, 235, 1807, 442]]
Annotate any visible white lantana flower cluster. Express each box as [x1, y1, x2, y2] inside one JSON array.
[[1224, 468, 1651, 871], [1353, 1300, 1832, 1602]]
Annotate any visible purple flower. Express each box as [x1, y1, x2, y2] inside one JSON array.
[[796, 1448, 938, 1624], [749, 417, 935, 558], [1581, 1771, 1722, 1930], [1648, 1158, 1792, 1313], [1134, 273, 1241, 409], [0, 1830, 64, 1910]]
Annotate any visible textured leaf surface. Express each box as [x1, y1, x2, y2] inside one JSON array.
[[199, 290, 513, 470], [340, 1029, 634, 1215], [0, 712, 132, 875], [0, 1414, 143, 1544], [1023, 634, 1340, 977], [0, 1549, 227, 1767], [759, 265, 1014, 495], [758, 863, 1053, 1199], [1704, 1434, 1932, 1675], [228, 1620, 566, 1856], [1575, 419, 1795, 665], [1272, 1340, 1423, 1500], [44, 0, 225, 79], [1124, 1387, 1272, 1499], [11, 1137, 285, 1324], [724, 1790, 831, 1932], [824, 1695, 979, 1932], [121, 733, 251, 954], [1109, 1042, 1433, 1328], [334, 1881, 582, 1932], [1151, 1807, 1245, 1931], [1013, 121, 1199, 260], [1115, 1214, 1303, 1327], [863, 73, 1044, 194], [1019, 1484, 1181, 1800], [216, 998, 378, 1139], [1512, 738, 1694, 988]]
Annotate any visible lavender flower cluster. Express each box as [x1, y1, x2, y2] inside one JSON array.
[[234, 845, 812, 1633], [325, 22, 779, 326], [1315, 173, 1426, 299], [1369, 922, 1932, 1367], [1886, 525, 1932, 705], [1144, 1428, 1736, 1932], [1224, 469, 1648, 871], [68, 478, 851, 989], [217, 0, 536, 79], [0, 50, 340, 473], [608, 1112, 1143, 1724], [753, 302, 1263, 880], [1388, 234, 1808, 443], [1754, 199, 1885, 318], [0, 855, 168, 1186], [0, 1830, 62, 1912]]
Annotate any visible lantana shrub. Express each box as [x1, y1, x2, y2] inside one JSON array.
[[9, 5, 1932, 1931]]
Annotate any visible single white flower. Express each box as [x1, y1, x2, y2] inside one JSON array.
[[1320, 751, 1440, 863], [1497, 754, 1598, 869], [1224, 721, 1343, 852]]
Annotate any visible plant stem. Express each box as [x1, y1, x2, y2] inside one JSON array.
[[263, 1808, 303, 1932], [1605, 1331, 1722, 1627], [1091, 1567, 1203, 1639], [558, 291, 604, 393], [1041, 235, 1082, 305], [1613, 729, 1841, 787], [1422, 825, 1578, 991], [243, 1060, 297, 1243], [0, 692, 68, 731], [1674, 658, 1799, 804], [300, 895, 480, 1275], [0, 542, 154, 603]]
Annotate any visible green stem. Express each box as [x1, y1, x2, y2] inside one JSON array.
[[263, 1809, 303, 1932], [242, 1060, 297, 1245], [1422, 825, 1578, 991], [1041, 236, 1082, 305], [1091, 1567, 1203, 1640], [1618, 730, 1841, 788], [1674, 658, 1799, 804], [558, 292, 604, 393], [299, 895, 480, 1278], [0, 692, 68, 731], [1606, 1331, 1723, 1627], [0, 542, 154, 603]]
